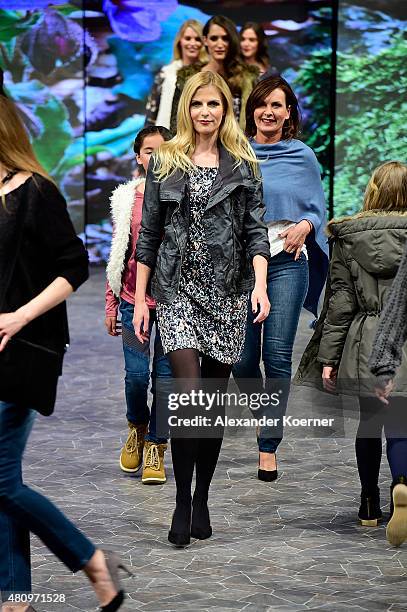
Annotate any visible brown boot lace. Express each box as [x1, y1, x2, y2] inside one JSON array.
[[144, 443, 160, 471], [124, 428, 138, 455]]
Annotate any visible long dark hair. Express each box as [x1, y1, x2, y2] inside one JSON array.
[[202, 15, 247, 94], [133, 125, 172, 155], [133, 125, 172, 175], [240, 22, 270, 69], [245, 76, 301, 139]]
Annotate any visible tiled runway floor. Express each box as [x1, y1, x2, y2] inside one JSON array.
[[19, 269, 407, 611]]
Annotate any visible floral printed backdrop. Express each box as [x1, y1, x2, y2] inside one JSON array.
[[0, 0, 333, 262], [334, 1, 406, 216]]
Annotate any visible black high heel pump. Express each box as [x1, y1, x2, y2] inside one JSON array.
[[257, 453, 278, 482]]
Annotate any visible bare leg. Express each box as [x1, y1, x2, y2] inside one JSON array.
[[259, 452, 277, 471], [83, 549, 118, 607]]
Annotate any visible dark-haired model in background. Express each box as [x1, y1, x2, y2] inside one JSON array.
[[240, 22, 271, 76], [105, 126, 172, 485], [170, 15, 258, 132]]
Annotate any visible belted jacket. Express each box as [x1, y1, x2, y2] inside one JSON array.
[[136, 145, 270, 304]]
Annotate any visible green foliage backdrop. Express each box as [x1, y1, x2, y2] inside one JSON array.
[[334, 34, 406, 216]]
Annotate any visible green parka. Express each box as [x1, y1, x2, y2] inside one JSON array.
[[295, 209, 407, 396]]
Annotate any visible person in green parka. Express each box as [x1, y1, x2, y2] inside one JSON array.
[[295, 161, 407, 542]]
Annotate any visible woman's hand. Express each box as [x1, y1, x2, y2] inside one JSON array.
[[251, 285, 270, 324], [322, 365, 338, 393], [374, 378, 394, 405], [105, 316, 120, 337], [0, 310, 29, 352], [133, 301, 150, 343], [280, 220, 312, 260]]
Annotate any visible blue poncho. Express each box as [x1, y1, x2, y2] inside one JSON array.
[[252, 138, 329, 317]]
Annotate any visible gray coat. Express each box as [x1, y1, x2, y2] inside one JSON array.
[[294, 209, 407, 396]]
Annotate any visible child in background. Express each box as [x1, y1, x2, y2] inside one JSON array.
[[105, 125, 172, 484], [297, 161, 407, 539]]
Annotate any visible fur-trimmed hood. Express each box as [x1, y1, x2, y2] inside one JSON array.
[[327, 208, 407, 237], [327, 208, 407, 277], [106, 177, 144, 297]]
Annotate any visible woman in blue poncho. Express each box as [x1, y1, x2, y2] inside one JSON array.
[[233, 76, 329, 481]]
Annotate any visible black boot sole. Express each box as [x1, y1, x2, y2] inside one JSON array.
[[191, 526, 212, 540], [168, 531, 190, 547]]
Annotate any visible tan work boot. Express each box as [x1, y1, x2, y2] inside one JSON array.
[[119, 422, 147, 473], [142, 441, 167, 484], [387, 482, 407, 547]]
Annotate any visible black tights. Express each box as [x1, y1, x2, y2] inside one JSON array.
[[168, 349, 232, 505], [168, 348, 232, 383]]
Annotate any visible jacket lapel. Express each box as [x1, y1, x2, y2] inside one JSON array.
[[206, 144, 245, 211], [159, 168, 187, 203]]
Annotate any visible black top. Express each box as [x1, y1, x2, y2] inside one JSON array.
[[0, 174, 88, 354]]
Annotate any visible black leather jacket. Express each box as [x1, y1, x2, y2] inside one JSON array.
[[136, 145, 270, 304]]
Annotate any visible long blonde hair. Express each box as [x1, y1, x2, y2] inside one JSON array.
[[173, 19, 207, 63], [0, 96, 51, 182], [0, 96, 52, 208], [153, 71, 259, 180], [363, 161, 407, 211]]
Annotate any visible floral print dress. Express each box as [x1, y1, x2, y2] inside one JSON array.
[[156, 166, 248, 364]]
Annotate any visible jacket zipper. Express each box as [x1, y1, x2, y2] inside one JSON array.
[[230, 194, 236, 285], [171, 204, 183, 293]]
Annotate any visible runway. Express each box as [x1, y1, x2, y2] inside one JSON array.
[[26, 269, 407, 611]]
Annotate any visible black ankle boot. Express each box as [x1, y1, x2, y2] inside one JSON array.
[[168, 499, 191, 547], [358, 488, 382, 526], [387, 476, 407, 546], [191, 494, 212, 540]]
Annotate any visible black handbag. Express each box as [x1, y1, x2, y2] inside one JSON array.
[[0, 199, 64, 416]]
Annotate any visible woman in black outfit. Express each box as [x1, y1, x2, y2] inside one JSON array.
[[0, 95, 129, 611]]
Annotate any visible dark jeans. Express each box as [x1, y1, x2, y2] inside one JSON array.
[[233, 251, 309, 453], [119, 300, 172, 443], [356, 396, 407, 493], [0, 400, 95, 599]]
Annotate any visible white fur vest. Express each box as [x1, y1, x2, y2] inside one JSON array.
[[156, 59, 183, 129], [106, 177, 145, 297]]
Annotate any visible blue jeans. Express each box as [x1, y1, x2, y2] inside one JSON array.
[[119, 300, 172, 443], [233, 251, 309, 453], [0, 401, 95, 599]]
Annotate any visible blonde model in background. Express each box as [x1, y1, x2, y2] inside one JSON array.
[[144, 19, 206, 129]]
